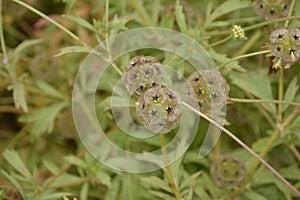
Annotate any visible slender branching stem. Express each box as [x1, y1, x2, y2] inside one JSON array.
[[0, 0, 7, 59], [229, 97, 300, 107], [11, 0, 87, 46], [217, 50, 270, 69], [159, 134, 183, 200], [182, 101, 300, 197]]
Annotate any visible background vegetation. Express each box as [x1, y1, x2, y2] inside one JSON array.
[[0, 0, 300, 199]]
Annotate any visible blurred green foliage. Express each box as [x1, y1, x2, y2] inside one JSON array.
[[0, 0, 300, 199]]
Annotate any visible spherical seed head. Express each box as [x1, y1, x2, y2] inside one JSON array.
[[269, 28, 300, 68], [136, 86, 182, 134], [185, 70, 229, 115], [252, 0, 290, 20], [210, 155, 246, 190], [123, 58, 165, 96]]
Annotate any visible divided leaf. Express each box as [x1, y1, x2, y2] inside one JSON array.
[[3, 150, 32, 180], [19, 102, 68, 137], [230, 70, 276, 114]]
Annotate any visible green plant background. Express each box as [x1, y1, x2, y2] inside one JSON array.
[[0, 0, 300, 199]]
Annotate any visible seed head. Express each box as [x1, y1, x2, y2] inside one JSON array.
[[136, 86, 182, 134], [185, 70, 229, 115], [269, 28, 300, 69], [252, 0, 290, 20], [210, 155, 246, 190]]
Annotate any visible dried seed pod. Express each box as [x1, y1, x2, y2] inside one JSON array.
[[210, 155, 246, 190], [123, 58, 164, 96], [185, 70, 229, 114], [269, 28, 300, 69], [252, 0, 290, 20], [136, 86, 182, 134]]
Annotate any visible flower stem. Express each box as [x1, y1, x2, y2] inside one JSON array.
[[210, 35, 232, 47], [217, 50, 270, 69], [228, 97, 300, 107], [285, 0, 296, 27], [159, 134, 183, 200], [0, 0, 8, 59], [182, 101, 300, 197], [208, 16, 300, 36], [11, 0, 87, 46], [278, 67, 284, 122]]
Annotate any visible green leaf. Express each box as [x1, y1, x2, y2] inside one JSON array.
[[80, 183, 89, 200], [54, 46, 99, 57], [19, 102, 68, 137], [240, 191, 269, 200], [35, 80, 66, 99], [209, 0, 250, 22], [39, 193, 73, 200], [175, 1, 188, 34], [64, 15, 98, 33], [180, 171, 202, 190], [140, 176, 173, 193], [283, 77, 299, 111], [8, 82, 28, 113], [149, 190, 174, 200], [230, 70, 276, 114], [10, 39, 43, 58], [211, 51, 247, 72], [185, 188, 193, 200], [1, 171, 26, 199], [159, 13, 174, 29], [3, 150, 32, 179], [43, 160, 60, 174], [95, 170, 112, 188], [64, 155, 87, 169], [279, 166, 300, 180], [49, 174, 82, 188]]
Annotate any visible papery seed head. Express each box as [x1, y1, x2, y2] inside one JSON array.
[[253, 0, 291, 20], [136, 86, 182, 134], [210, 155, 246, 190], [269, 28, 300, 68], [185, 70, 229, 115]]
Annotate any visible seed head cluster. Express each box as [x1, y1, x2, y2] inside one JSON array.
[[123, 56, 182, 134]]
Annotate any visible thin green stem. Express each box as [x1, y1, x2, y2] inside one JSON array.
[[182, 101, 300, 197], [159, 134, 183, 200], [284, 0, 296, 27], [217, 50, 270, 69], [208, 16, 300, 36], [106, 0, 109, 38], [278, 67, 284, 123], [11, 0, 87, 46], [0, 0, 8, 59], [230, 107, 300, 198], [234, 30, 262, 56], [229, 97, 300, 107], [210, 35, 232, 47], [289, 145, 300, 163]]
